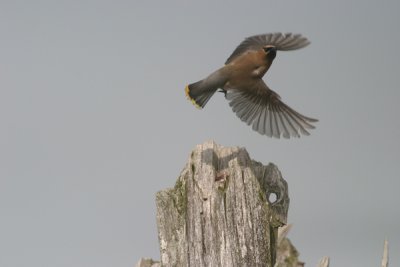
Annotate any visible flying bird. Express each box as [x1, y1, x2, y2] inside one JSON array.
[[185, 32, 318, 138]]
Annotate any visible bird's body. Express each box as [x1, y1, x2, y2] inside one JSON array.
[[185, 33, 317, 138], [224, 49, 275, 89]]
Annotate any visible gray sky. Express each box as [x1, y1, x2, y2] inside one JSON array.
[[1, 1, 399, 266]]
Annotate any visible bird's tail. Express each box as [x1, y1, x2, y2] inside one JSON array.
[[185, 70, 227, 109]]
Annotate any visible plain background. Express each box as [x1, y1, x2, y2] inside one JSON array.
[[1, 1, 399, 266]]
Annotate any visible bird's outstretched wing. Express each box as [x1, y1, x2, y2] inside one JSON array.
[[226, 80, 317, 138], [225, 33, 310, 64]]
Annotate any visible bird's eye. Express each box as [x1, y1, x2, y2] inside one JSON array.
[[263, 46, 275, 53]]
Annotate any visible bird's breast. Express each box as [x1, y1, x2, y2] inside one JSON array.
[[251, 65, 268, 77]]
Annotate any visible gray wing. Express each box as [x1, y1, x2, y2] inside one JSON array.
[[225, 33, 310, 64], [226, 80, 318, 138]]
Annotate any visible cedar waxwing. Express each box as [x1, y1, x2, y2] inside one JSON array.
[[185, 32, 318, 138]]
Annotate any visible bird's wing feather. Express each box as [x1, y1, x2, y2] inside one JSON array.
[[226, 80, 317, 138], [225, 33, 310, 64]]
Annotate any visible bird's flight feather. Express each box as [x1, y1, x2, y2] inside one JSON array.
[[226, 80, 317, 138]]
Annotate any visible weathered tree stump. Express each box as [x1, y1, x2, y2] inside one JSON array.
[[155, 141, 289, 267], [135, 141, 392, 267]]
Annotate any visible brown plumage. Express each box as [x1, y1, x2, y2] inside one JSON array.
[[185, 32, 318, 138]]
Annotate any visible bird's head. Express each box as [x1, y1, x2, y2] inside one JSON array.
[[263, 45, 277, 60]]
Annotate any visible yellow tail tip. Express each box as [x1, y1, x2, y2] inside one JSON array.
[[185, 85, 202, 109]]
